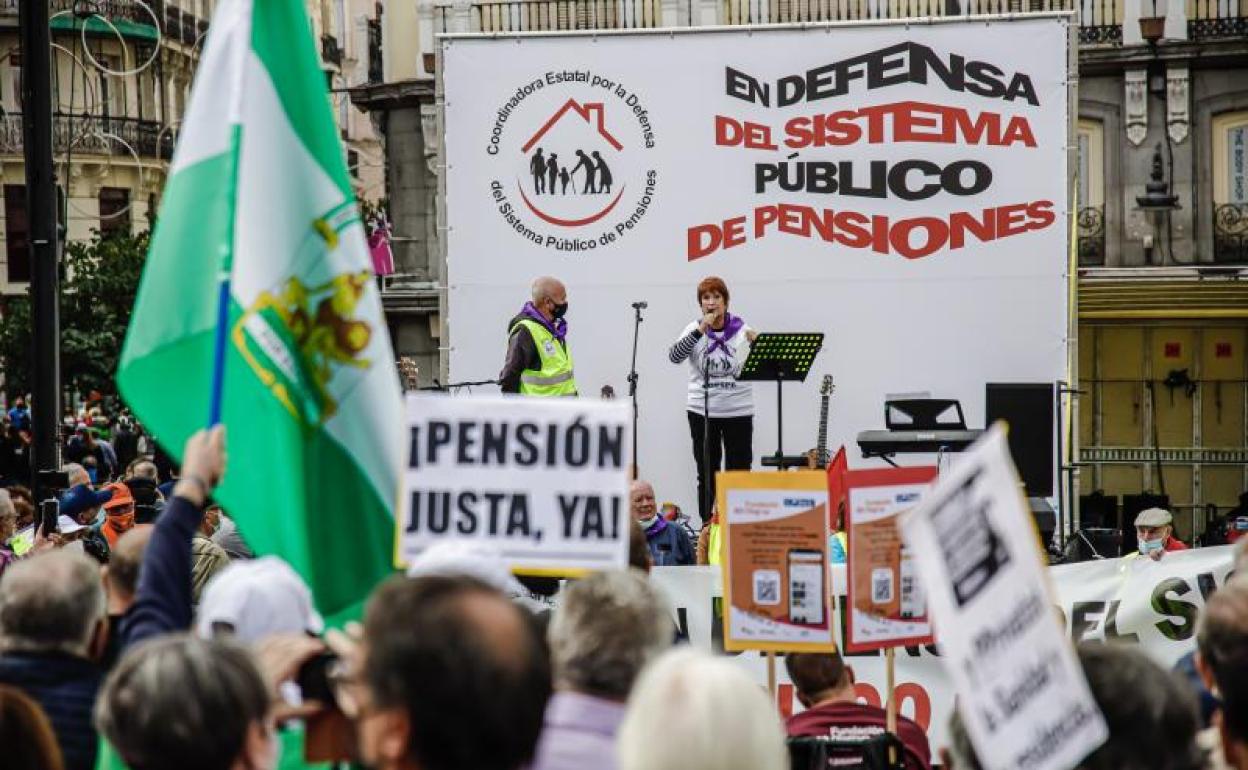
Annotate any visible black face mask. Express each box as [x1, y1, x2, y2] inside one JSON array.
[[552, 302, 569, 319]]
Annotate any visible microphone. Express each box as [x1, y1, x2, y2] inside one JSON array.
[[631, 301, 648, 309]]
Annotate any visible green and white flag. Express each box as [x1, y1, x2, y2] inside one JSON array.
[[117, 0, 403, 619]]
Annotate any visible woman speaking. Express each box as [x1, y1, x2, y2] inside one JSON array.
[[668, 276, 758, 522]]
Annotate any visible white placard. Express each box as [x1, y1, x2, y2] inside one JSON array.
[[442, 17, 1072, 520], [397, 394, 631, 573], [898, 424, 1106, 770]]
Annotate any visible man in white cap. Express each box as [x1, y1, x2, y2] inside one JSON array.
[[1134, 507, 1188, 561]]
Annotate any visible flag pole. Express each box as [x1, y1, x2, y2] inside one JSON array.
[[207, 1, 248, 427]]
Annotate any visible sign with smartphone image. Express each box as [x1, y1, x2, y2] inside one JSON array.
[[719, 471, 836, 652], [844, 466, 937, 653]]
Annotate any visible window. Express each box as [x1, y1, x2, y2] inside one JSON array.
[[347, 149, 360, 179], [1212, 111, 1248, 263], [98, 187, 131, 240], [1077, 119, 1106, 265], [4, 185, 29, 284]]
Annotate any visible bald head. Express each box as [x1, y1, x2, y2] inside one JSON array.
[[107, 524, 155, 607], [531, 276, 566, 304], [630, 480, 657, 523]]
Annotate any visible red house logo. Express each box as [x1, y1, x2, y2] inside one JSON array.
[[518, 99, 626, 227]]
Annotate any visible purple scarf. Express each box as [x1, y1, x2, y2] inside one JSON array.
[[704, 312, 744, 356], [521, 301, 567, 343], [644, 517, 668, 538]]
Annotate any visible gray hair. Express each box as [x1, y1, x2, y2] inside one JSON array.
[[0, 489, 14, 523], [548, 570, 670, 700], [531, 276, 563, 303], [0, 550, 106, 656], [62, 463, 90, 488], [95, 634, 269, 770], [618, 648, 788, 770], [128, 460, 159, 482]]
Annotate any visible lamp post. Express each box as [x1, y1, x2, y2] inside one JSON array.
[[1136, 144, 1180, 264]]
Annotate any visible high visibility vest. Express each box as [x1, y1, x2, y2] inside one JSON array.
[[513, 318, 577, 397], [708, 523, 723, 566]]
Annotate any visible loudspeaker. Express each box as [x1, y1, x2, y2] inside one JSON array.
[[985, 383, 1054, 498]]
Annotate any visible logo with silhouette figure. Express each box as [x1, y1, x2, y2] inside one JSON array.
[[520, 99, 626, 227]]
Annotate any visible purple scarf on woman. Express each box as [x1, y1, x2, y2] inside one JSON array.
[[521, 301, 567, 342], [704, 312, 744, 356]]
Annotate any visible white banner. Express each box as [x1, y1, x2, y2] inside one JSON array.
[[650, 545, 1235, 755], [397, 394, 631, 573], [900, 426, 1106, 770], [442, 18, 1072, 519]]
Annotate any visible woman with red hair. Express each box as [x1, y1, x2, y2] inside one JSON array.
[[668, 277, 759, 522]]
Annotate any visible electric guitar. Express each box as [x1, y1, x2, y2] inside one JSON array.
[[806, 374, 835, 470]]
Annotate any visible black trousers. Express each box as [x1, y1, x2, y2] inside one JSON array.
[[686, 411, 753, 522]]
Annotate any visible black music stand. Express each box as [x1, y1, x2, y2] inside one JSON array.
[[738, 333, 824, 468]]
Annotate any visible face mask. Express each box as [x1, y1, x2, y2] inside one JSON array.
[[637, 514, 658, 530], [1139, 538, 1164, 555], [552, 302, 569, 319]]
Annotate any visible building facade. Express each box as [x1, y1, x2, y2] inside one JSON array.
[[0, 0, 381, 292], [355, 0, 1248, 535]]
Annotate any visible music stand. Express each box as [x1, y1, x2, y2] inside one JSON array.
[[738, 333, 824, 467]]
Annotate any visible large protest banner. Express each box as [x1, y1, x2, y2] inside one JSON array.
[[397, 394, 631, 574], [441, 16, 1073, 518], [651, 545, 1235, 753]]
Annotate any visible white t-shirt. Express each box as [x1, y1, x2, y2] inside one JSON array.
[[671, 320, 755, 418]]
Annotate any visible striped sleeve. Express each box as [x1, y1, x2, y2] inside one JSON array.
[[669, 329, 702, 364]]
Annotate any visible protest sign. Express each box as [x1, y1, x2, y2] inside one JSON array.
[[719, 470, 834, 652], [650, 545, 1235, 755], [396, 394, 631, 575], [899, 424, 1107, 770], [844, 466, 937, 652]]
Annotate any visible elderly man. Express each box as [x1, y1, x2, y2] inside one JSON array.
[[499, 276, 577, 396], [0, 550, 109, 770], [1133, 507, 1189, 561], [531, 570, 671, 770], [632, 480, 694, 567], [1196, 575, 1248, 770]]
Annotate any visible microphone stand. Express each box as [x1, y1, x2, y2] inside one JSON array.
[[627, 303, 644, 475], [702, 353, 712, 523]]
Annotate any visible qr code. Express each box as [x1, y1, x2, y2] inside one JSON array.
[[871, 568, 894, 604], [753, 570, 781, 605]]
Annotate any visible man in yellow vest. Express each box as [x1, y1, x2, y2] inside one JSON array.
[[499, 276, 578, 397]]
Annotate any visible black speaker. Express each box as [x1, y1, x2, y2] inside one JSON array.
[[985, 383, 1054, 498]]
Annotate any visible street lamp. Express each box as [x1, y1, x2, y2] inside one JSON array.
[[1136, 144, 1180, 264]]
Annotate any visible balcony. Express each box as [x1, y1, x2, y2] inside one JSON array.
[[0, 113, 175, 162], [427, 0, 1126, 41], [1213, 203, 1248, 264], [1188, 0, 1248, 41], [1078, 205, 1107, 266]]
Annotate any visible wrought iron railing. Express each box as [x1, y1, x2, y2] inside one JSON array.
[[1188, 0, 1248, 40], [1078, 205, 1106, 265], [46, 0, 163, 28], [1213, 203, 1248, 264], [429, 0, 1125, 42], [0, 113, 175, 161]]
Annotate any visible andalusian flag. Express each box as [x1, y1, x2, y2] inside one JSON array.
[[117, 0, 403, 619]]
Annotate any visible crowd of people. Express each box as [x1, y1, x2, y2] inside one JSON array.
[[0, 411, 1242, 770]]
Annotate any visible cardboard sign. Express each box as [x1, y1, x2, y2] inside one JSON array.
[[719, 470, 834, 652], [844, 466, 937, 652], [899, 424, 1107, 770], [396, 394, 631, 575]]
